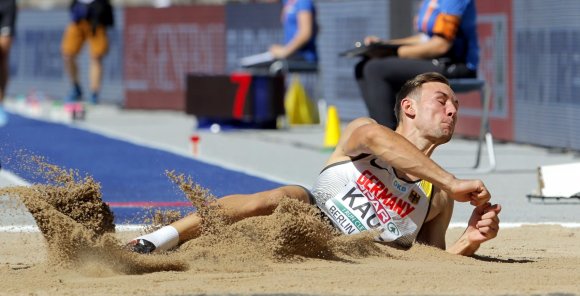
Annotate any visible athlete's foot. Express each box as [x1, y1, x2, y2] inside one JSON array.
[[89, 92, 99, 105], [125, 226, 180, 254], [65, 84, 83, 103], [126, 238, 157, 254]]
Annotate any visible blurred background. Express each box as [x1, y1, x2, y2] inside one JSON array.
[[7, 0, 580, 151]]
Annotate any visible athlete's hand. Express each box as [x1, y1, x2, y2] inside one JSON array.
[[447, 178, 491, 206], [364, 35, 381, 45], [447, 203, 501, 256], [269, 44, 288, 59], [465, 203, 501, 244]]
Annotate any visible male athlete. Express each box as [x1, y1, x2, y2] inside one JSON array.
[[129, 72, 501, 256]]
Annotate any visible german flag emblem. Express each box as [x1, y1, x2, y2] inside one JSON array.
[[408, 190, 421, 205]]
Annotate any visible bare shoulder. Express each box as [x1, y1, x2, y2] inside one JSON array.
[[326, 117, 377, 165], [341, 117, 377, 139]]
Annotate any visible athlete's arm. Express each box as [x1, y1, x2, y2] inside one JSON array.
[[364, 33, 425, 46], [416, 188, 454, 250], [325, 117, 377, 165], [342, 121, 455, 187], [270, 10, 314, 59], [397, 35, 451, 59], [329, 118, 489, 206], [417, 189, 502, 256], [447, 203, 502, 256]]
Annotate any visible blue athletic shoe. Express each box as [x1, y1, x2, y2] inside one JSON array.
[[0, 106, 7, 127], [89, 92, 99, 105], [65, 84, 82, 103]]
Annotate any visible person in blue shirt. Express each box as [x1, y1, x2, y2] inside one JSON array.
[[269, 0, 318, 63], [355, 0, 479, 129]]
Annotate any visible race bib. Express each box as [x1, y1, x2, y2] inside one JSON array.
[[323, 182, 402, 241]]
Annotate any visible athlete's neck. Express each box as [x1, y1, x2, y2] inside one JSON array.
[[395, 126, 439, 157]]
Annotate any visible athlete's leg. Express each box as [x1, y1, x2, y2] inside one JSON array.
[[0, 0, 16, 104], [89, 56, 102, 98], [62, 53, 80, 88], [129, 185, 312, 253], [61, 22, 85, 101], [88, 25, 108, 103]]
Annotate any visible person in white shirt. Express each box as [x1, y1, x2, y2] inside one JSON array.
[[128, 72, 501, 257]]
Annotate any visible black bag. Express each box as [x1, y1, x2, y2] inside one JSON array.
[[433, 58, 477, 79]]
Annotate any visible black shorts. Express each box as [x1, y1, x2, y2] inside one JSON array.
[[294, 184, 317, 205], [0, 0, 16, 37], [293, 185, 338, 230]]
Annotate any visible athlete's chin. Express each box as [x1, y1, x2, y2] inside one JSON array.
[[440, 134, 453, 144], [435, 129, 454, 143]]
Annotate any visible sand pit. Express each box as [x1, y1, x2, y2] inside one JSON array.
[[1, 226, 579, 295], [1, 160, 579, 295]]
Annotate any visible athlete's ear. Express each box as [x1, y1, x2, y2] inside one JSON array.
[[401, 97, 416, 118]]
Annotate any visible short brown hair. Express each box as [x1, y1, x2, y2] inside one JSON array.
[[394, 72, 450, 124]]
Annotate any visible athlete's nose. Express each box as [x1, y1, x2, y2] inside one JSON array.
[[446, 101, 457, 118]]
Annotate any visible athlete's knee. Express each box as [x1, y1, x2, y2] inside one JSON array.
[[243, 186, 307, 216], [242, 188, 284, 216], [62, 54, 77, 64]]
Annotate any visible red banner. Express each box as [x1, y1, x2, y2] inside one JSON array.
[[124, 6, 226, 110]]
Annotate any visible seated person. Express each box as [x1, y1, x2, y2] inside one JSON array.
[[356, 0, 479, 129], [241, 0, 317, 71], [270, 0, 317, 63]]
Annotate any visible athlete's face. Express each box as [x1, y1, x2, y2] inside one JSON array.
[[414, 82, 458, 143]]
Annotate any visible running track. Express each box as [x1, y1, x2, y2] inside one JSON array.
[[0, 114, 282, 223]]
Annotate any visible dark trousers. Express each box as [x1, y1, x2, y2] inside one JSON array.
[[355, 57, 446, 129]]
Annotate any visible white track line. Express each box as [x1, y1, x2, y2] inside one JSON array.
[[0, 224, 147, 233], [0, 169, 30, 186], [448, 222, 580, 229], [2, 222, 580, 233]]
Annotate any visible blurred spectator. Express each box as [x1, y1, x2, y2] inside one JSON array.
[[0, 0, 16, 126], [355, 0, 479, 129], [269, 0, 317, 64], [61, 0, 114, 105]]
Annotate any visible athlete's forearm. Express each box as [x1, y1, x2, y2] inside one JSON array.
[[346, 124, 456, 191], [447, 233, 480, 256], [385, 33, 424, 45], [397, 36, 451, 59]]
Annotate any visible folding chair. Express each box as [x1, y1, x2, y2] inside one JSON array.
[[448, 78, 496, 172]]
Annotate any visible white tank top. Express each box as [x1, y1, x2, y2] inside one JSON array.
[[311, 155, 433, 248]]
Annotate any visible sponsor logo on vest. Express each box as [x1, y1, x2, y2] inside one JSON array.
[[370, 158, 388, 171], [356, 170, 416, 218], [392, 179, 408, 193], [386, 221, 400, 236], [328, 202, 367, 234], [408, 190, 421, 205], [340, 187, 382, 230]]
